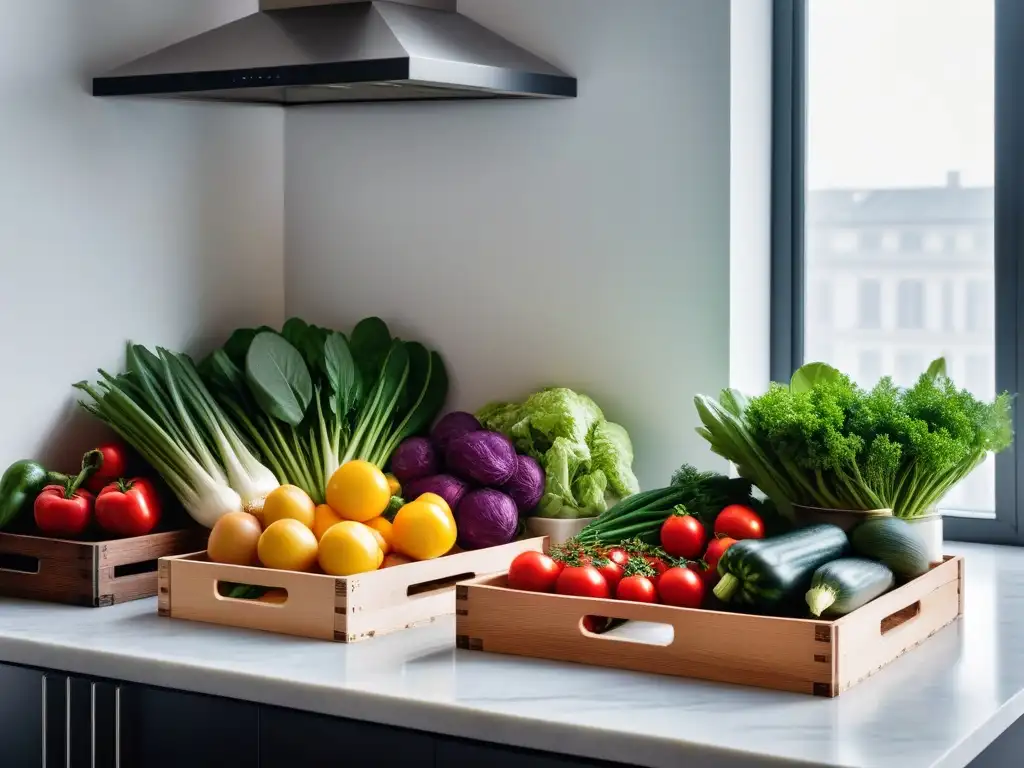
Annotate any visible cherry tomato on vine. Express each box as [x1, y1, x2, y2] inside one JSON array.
[[616, 575, 658, 603], [714, 505, 764, 540], [658, 567, 705, 608], [594, 559, 623, 591], [604, 547, 629, 569], [644, 555, 669, 584], [687, 559, 719, 588], [507, 551, 561, 593], [703, 536, 737, 572], [556, 565, 611, 598], [661, 513, 707, 559]]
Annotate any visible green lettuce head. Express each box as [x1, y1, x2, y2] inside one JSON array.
[[477, 388, 639, 519]]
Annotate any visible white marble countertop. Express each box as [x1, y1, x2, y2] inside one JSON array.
[[0, 541, 1021, 768]]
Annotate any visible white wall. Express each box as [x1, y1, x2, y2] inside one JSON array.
[[729, 0, 773, 396], [285, 0, 772, 489], [0, 1, 285, 470]]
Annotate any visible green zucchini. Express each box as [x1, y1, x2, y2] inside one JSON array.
[[850, 517, 930, 579], [805, 558, 895, 617], [0, 460, 60, 530], [713, 524, 849, 610]]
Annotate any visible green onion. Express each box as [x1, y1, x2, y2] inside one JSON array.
[[75, 345, 279, 528]]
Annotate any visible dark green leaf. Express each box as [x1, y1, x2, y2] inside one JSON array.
[[390, 344, 448, 443], [246, 332, 313, 426], [323, 332, 357, 416], [281, 317, 310, 351], [350, 317, 392, 385], [790, 362, 842, 393], [200, 350, 248, 399], [223, 326, 275, 369]]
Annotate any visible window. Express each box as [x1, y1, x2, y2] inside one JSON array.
[[831, 229, 858, 252], [774, 0, 1015, 542], [896, 280, 925, 329], [966, 279, 991, 332], [923, 233, 945, 253], [813, 281, 833, 326], [857, 349, 882, 385], [942, 281, 956, 331], [895, 351, 924, 388], [955, 230, 975, 252], [857, 279, 882, 329]]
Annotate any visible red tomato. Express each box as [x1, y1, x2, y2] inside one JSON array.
[[595, 559, 623, 591], [556, 566, 611, 598], [714, 505, 764, 540], [582, 615, 613, 634], [604, 547, 629, 568], [616, 575, 658, 603], [703, 536, 737, 572], [85, 443, 130, 495], [687, 559, 719, 588], [644, 555, 669, 584], [660, 514, 706, 559], [658, 567, 705, 608], [95, 477, 162, 538], [508, 551, 562, 593], [34, 486, 93, 538]]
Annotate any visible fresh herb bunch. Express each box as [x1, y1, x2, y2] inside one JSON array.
[[695, 359, 1013, 519]]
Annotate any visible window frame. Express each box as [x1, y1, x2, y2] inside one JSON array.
[[771, 0, 1023, 544]]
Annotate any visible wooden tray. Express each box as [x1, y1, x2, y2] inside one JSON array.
[[0, 529, 208, 607], [455, 555, 964, 697], [158, 537, 546, 642]]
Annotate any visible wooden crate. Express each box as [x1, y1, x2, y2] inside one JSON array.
[[455, 555, 964, 697], [158, 537, 545, 642], [0, 529, 208, 607]]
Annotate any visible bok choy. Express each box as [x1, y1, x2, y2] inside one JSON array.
[[75, 345, 279, 528], [200, 317, 448, 505]]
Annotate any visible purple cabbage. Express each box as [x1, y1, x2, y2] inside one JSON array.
[[445, 430, 517, 486], [456, 489, 518, 550], [430, 411, 483, 454], [402, 474, 470, 512], [390, 437, 439, 485], [501, 454, 545, 514]]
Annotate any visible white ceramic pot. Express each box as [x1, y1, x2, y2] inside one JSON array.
[[524, 517, 595, 547], [905, 512, 944, 564]]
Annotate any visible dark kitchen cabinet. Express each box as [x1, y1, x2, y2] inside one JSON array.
[[260, 705, 434, 767], [436, 738, 623, 767], [117, 683, 259, 768], [0, 663, 43, 767]]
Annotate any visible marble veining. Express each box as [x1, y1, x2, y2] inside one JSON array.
[[0, 542, 1022, 767]]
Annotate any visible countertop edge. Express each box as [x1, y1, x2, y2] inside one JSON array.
[[0, 634, 835, 768]]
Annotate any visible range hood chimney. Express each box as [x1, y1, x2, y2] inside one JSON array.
[[92, 0, 576, 105]]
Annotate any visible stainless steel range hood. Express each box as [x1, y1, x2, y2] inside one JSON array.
[[92, 0, 576, 105]]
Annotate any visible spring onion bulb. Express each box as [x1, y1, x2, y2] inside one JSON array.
[[75, 345, 279, 528]]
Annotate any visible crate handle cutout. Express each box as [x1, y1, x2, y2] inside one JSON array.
[[579, 616, 674, 646], [113, 559, 158, 579], [0, 552, 39, 574], [214, 580, 289, 607], [407, 572, 475, 597], [881, 601, 922, 635]]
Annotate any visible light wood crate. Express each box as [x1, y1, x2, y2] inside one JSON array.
[[158, 537, 546, 642], [455, 555, 964, 697], [0, 529, 208, 607]]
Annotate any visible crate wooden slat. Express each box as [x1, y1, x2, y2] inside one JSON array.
[[159, 537, 546, 642], [0, 529, 208, 607], [455, 555, 964, 697]]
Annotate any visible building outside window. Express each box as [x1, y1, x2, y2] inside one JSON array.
[[966, 279, 991, 332], [857, 279, 882, 329], [831, 229, 858, 253], [857, 349, 882, 386], [881, 230, 900, 252], [923, 232, 945, 253], [896, 280, 925, 329]]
